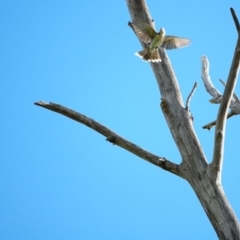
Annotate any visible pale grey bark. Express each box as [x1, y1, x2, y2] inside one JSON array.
[[35, 1, 240, 239], [201, 56, 222, 104], [185, 82, 198, 110], [126, 0, 240, 239], [35, 101, 181, 177], [202, 56, 240, 130]]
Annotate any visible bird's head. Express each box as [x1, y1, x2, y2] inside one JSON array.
[[159, 28, 166, 36]]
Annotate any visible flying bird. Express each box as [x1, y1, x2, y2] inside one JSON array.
[[129, 20, 191, 62]]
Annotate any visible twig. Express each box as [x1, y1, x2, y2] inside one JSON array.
[[202, 112, 235, 130], [186, 82, 197, 110], [230, 8, 240, 32], [34, 101, 182, 178]]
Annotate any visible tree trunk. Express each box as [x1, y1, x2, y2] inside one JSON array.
[[127, 0, 240, 239]]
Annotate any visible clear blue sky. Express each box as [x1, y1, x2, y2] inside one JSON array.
[[1, 1, 240, 239]]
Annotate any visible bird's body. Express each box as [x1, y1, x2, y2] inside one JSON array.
[[129, 20, 191, 62], [135, 28, 166, 62]]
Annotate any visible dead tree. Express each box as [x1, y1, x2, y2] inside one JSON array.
[[35, 0, 240, 238]]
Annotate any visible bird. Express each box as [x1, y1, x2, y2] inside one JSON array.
[[129, 20, 191, 62]]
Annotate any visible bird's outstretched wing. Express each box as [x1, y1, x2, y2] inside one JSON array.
[[162, 36, 191, 49], [129, 20, 157, 43]]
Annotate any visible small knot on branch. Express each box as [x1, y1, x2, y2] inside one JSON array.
[[159, 157, 165, 162], [160, 99, 168, 113], [106, 136, 116, 144]]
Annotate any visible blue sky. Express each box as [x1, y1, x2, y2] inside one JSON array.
[[1, 1, 240, 239]]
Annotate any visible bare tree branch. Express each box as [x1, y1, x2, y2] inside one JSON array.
[[34, 101, 182, 178], [211, 9, 240, 178], [186, 82, 197, 110], [219, 79, 240, 101], [201, 56, 222, 104], [201, 72, 240, 130], [201, 58, 239, 130], [203, 112, 235, 130], [230, 8, 240, 32]]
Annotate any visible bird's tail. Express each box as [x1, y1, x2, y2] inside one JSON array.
[[135, 49, 161, 62]]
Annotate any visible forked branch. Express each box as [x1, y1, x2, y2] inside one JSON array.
[[35, 101, 182, 178], [202, 9, 240, 130], [201, 58, 240, 130]]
